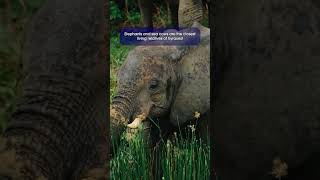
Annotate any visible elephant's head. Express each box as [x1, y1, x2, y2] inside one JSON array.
[[110, 22, 210, 140], [110, 45, 183, 135]]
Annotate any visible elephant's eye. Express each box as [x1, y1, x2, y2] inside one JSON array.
[[149, 79, 159, 91]]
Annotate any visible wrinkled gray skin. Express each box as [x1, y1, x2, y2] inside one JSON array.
[[214, 0, 320, 179], [0, 0, 108, 179], [110, 22, 210, 148], [137, 0, 207, 28]]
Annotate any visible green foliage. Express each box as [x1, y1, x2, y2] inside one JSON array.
[[159, 129, 210, 180], [110, 36, 132, 68], [110, 1, 123, 26], [153, 5, 171, 27], [111, 127, 151, 179], [110, 0, 209, 32], [110, 0, 143, 35], [126, 10, 141, 26]]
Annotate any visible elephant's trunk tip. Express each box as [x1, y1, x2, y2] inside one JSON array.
[[127, 113, 146, 129]]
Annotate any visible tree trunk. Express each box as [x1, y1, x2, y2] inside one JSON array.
[[0, 0, 108, 179], [138, 0, 154, 28], [213, 0, 320, 179], [168, 0, 179, 27]]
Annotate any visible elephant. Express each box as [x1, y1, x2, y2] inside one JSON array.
[[213, 0, 320, 179], [137, 0, 206, 28], [110, 22, 210, 150], [0, 0, 108, 179]]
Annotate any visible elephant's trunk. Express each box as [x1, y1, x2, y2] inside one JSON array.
[[110, 105, 127, 141], [110, 89, 136, 142]]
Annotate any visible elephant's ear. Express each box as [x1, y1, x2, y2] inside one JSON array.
[[170, 23, 210, 126]]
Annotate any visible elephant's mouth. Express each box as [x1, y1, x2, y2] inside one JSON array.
[[111, 102, 155, 129], [127, 113, 147, 129], [110, 106, 149, 129], [127, 103, 171, 128], [126, 104, 171, 128]]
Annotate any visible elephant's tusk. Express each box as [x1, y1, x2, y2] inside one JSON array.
[[127, 118, 142, 129], [127, 114, 146, 129]]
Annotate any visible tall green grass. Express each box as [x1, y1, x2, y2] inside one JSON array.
[[110, 124, 211, 180], [159, 131, 210, 180], [111, 126, 151, 180]]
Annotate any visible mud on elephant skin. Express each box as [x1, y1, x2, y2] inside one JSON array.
[[0, 0, 108, 179], [110, 22, 210, 147]]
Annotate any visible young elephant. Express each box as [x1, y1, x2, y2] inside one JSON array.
[[110, 22, 210, 146]]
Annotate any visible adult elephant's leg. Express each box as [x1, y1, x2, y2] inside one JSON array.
[[138, 0, 153, 28], [0, 0, 108, 179], [214, 0, 320, 179], [77, 1, 109, 179], [178, 0, 203, 27]]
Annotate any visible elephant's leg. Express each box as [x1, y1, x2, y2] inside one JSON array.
[[78, 142, 109, 180], [78, 105, 110, 180], [178, 0, 203, 27], [138, 0, 153, 28], [168, 0, 179, 27]]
